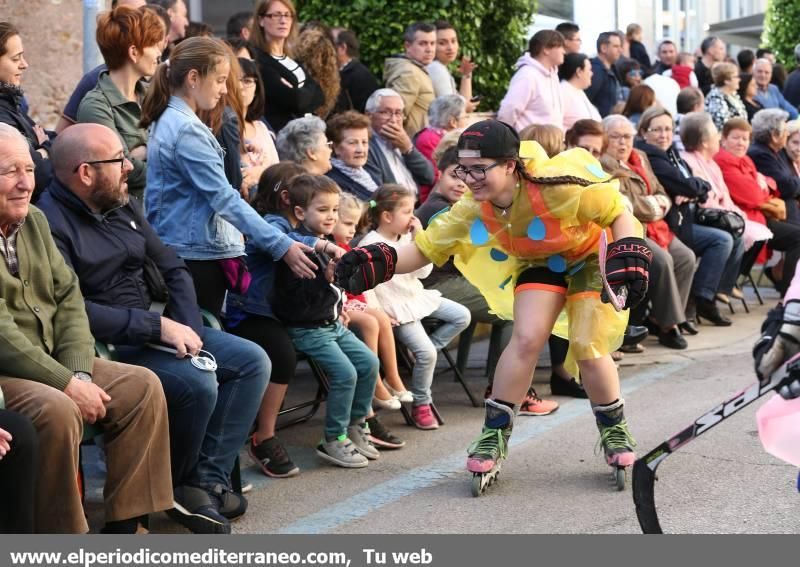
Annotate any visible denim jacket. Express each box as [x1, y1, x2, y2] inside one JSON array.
[[226, 214, 319, 320], [145, 96, 293, 261]]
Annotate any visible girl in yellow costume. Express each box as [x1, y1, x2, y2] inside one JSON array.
[[337, 120, 652, 494]]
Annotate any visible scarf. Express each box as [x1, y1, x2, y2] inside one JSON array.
[[627, 149, 674, 249], [330, 158, 378, 193]]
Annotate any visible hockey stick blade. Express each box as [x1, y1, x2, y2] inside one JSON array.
[[632, 354, 800, 534]]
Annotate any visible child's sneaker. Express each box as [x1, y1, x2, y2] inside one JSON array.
[[411, 404, 439, 430], [366, 415, 406, 449], [316, 435, 368, 468], [518, 387, 559, 416], [347, 423, 380, 460], [248, 436, 300, 478]]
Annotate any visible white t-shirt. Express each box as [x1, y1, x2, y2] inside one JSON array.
[[427, 60, 457, 97]]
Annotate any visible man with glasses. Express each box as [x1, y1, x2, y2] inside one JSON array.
[[38, 123, 270, 534], [0, 122, 173, 533], [364, 88, 434, 195], [384, 22, 437, 137]]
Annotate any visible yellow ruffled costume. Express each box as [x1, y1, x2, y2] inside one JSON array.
[[415, 142, 642, 375]]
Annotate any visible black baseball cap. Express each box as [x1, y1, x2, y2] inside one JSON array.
[[457, 119, 520, 160]]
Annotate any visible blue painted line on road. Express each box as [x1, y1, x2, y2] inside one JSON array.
[[278, 359, 693, 534]]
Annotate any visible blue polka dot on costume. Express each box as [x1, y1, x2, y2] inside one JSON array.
[[585, 163, 608, 179], [490, 248, 508, 262], [568, 260, 586, 276], [526, 217, 546, 241], [547, 254, 567, 273], [470, 218, 490, 245]]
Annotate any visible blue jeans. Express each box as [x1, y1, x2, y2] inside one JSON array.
[[114, 327, 269, 488], [393, 298, 472, 405], [288, 322, 378, 440], [689, 225, 743, 300]]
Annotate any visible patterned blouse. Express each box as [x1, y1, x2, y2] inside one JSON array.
[[705, 86, 748, 131]]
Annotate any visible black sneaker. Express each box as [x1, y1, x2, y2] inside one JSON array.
[[549, 374, 589, 399], [248, 436, 300, 478], [208, 483, 248, 521], [168, 485, 231, 534], [366, 416, 405, 449]]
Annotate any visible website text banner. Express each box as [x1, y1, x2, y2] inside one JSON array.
[[0, 534, 794, 567]]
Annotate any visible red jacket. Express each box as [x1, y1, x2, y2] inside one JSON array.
[[670, 65, 693, 89], [713, 148, 775, 226]]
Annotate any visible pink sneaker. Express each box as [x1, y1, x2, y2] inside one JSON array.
[[411, 404, 439, 430], [518, 388, 559, 416]]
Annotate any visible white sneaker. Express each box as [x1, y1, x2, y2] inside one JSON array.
[[372, 395, 401, 411], [316, 436, 368, 468], [386, 384, 413, 403], [347, 423, 380, 460]]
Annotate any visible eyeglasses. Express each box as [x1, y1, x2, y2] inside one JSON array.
[[326, 141, 334, 149], [608, 133, 634, 142], [240, 77, 257, 88], [376, 109, 404, 119], [453, 162, 501, 181], [263, 12, 293, 20], [72, 157, 126, 173], [645, 127, 673, 135], [577, 146, 602, 158]]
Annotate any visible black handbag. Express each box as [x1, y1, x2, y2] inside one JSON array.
[[694, 207, 745, 238]]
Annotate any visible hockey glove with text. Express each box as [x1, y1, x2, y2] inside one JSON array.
[[335, 242, 397, 295], [754, 300, 800, 399], [602, 237, 652, 310]]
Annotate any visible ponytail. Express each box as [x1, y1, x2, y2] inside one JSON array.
[[139, 36, 230, 130], [139, 62, 171, 129], [363, 184, 415, 231]]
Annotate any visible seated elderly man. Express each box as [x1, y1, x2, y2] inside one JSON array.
[[0, 123, 172, 533], [365, 88, 435, 196], [37, 124, 270, 534]]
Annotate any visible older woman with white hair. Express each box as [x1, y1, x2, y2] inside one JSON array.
[[781, 119, 800, 177], [680, 112, 771, 265], [748, 108, 800, 225], [600, 114, 697, 346], [414, 94, 467, 202], [276, 114, 333, 175]]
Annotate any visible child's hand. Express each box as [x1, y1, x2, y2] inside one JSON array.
[[328, 244, 346, 261], [339, 310, 351, 327], [408, 216, 423, 236], [325, 259, 336, 283]]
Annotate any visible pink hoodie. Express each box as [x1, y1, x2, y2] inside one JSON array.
[[497, 53, 563, 132]]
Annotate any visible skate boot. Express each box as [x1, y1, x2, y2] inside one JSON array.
[[466, 399, 514, 496], [593, 399, 636, 491]]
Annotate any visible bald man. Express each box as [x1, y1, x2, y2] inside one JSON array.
[[37, 124, 270, 534], [0, 123, 173, 533], [753, 58, 799, 119]]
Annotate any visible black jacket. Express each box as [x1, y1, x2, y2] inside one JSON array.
[[334, 59, 380, 114], [783, 68, 800, 109], [748, 142, 800, 225], [629, 40, 651, 71], [695, 59, 713, 95], [273, 225, 342, 328], [37, 178, 203, 345], [416, 191, 459, 286], [635, 139, 711, 245], [0, 83, 53, 202], [254, 49, 325, 132]]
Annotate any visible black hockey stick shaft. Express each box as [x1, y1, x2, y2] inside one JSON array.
[[632, 357, 795, 533]]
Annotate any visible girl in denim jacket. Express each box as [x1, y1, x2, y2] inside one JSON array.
[[139, 37, 317, 318]]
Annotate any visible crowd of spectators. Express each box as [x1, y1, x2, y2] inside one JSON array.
[[2, 0, 800, 535]]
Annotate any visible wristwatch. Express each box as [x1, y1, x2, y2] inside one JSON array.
[[73, 371, 93, 383]]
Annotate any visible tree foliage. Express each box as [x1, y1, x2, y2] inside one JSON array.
[[297, 0, 538, 111], [763, 0, 800, 68]]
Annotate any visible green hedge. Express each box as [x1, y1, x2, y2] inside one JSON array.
[[297, 0, 538, 111], [762, 0, 800, 68]]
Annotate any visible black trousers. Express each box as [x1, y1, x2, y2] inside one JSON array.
[[229, 315, 298, 385], [184, 260, 229, 320], [0, 409, 37, 533]]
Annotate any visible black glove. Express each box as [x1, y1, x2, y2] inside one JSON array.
[[754, 300, 800, 399], [602, 237, 652, 310], [335, 242, 397, 295], [696, 179, 711, 204]]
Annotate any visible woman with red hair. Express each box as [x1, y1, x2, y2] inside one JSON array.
[[77, 5, 166, 200]]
